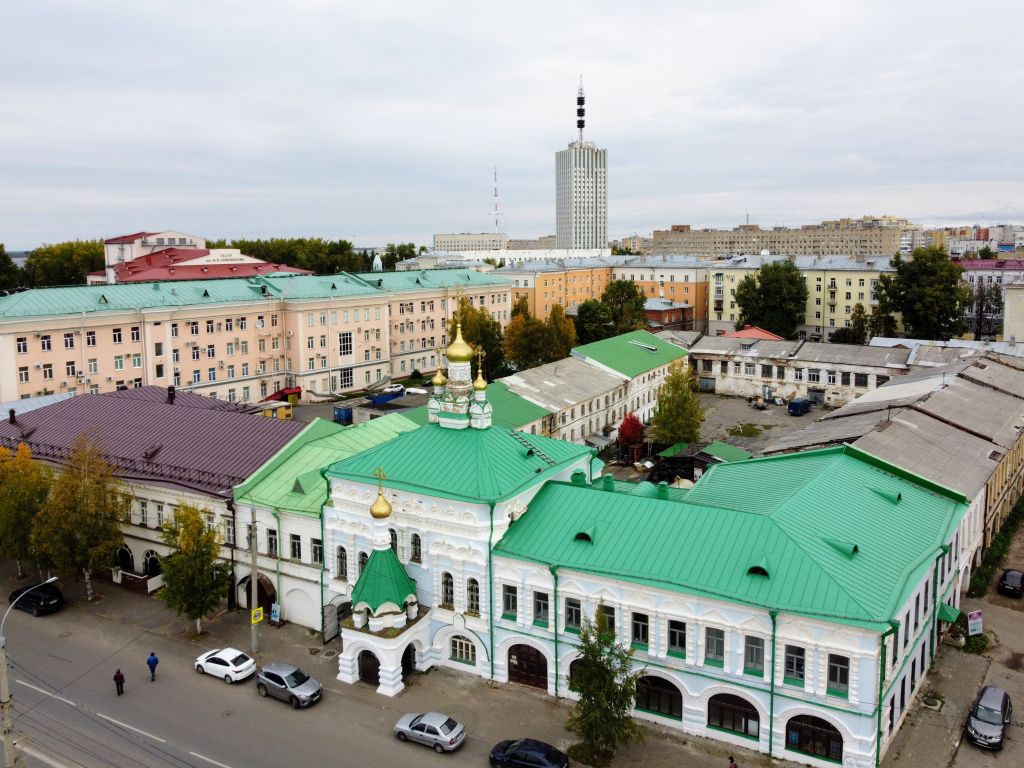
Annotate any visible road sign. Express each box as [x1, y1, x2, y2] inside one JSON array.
[[271, 603, 281, 623], [251, 607, 264, 625]]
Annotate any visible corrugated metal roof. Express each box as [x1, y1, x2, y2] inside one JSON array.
[[913, 379, 1024, 448], [499, 357, 625, 411], [103, 386, 257, 413], [233, 414, 419, 515], [326, 423, 593, 503], [351, 269, 510, 291], [496, 446, 966, 629], [351, 547, 417, 613], [392, 384, 548, 430], [571, 330, 686, 378], [0, 392, 74, 417], [689, 336, 803, 358], [0, 389, 305, 495], [712, 254, 896, 272], [701, 441, 753, 462], [797, 342, 911, 368]]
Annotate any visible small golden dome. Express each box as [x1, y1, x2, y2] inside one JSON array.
[[446, 322, 474, 363], [473, 369, 488, 391], [370, 491, 393, 519], [432, 366, 447, 387]]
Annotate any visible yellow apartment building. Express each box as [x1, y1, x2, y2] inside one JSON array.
[[494, 259, 613, 319], [611, 256, 711, 331]]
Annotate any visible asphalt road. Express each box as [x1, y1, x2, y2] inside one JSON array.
[[3, 605, 491, 768]]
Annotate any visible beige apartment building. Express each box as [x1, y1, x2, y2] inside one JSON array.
[[652, 217, 915, 258], [611, 256, 711, 331], [494, 259, 613, 319], [432, 232, 508, 251], [707, 254, 896, 341], [0, 270, 511, 403]]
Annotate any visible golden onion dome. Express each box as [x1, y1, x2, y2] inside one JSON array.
[[446, 323, 474, 363], [370, 491, 393, 520], [432, 366, 447, 387], [473, 369, 488, 391]]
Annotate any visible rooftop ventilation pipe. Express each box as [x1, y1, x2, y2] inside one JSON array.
[[7, 409, 15, 425], [167, 385, 176, 405]]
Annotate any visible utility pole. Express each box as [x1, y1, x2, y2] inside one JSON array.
[[249, 504, 259, 654]]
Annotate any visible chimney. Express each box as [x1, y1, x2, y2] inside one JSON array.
[[7, 408, 15, 425], [167, 385, 176, 405]]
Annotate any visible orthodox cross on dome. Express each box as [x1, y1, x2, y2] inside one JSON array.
[[373, 466, 387, 492], [475, 346, 486, 370]]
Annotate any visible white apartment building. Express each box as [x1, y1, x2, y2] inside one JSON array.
[[432, 233, 508, 251], [556, 140, 608, 250]]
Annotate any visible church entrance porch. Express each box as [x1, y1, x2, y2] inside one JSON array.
[[508, 644, 547, 689], [336, 607, 432, 697]]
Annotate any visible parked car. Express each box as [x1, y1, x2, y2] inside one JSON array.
[[997, 568, 1023, 597], [8, 583, 64, 616], [405, 387, 428, 395], [965, 685, 1013, 750], [256, 662, 322, 708], [394, 711, 466, 753], [787, 398, 812, 416], [195, 648, 256, 683], [382, 384, 405, 394], [490, 738, 570, 768]]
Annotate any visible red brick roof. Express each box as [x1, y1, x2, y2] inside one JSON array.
[[104, 232, 158, 245], [103, 247, 310, 282], [720, 325, 784, 340]]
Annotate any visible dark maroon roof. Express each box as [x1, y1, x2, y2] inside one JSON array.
[[0, 389, 306, 496], [102, 385, 257, 413], [104, 231, 158, 244], [105, 247, 311, 282]]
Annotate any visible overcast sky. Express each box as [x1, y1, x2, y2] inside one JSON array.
[[2, 1, 1022, 250]]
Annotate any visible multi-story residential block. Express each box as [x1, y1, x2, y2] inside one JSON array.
[[956, 259, 1024, 335], [432, 233, 508, 252], [612, 256, 710, 330], [652, 217, 915, 259], [494, 258, 613, 319], [0, 270, 512, 403], [508, 235, 556, 250], [707, 254, 896, 341], [555, 85, 607, 250]]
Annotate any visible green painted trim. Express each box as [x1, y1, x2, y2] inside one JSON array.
[[786, 746, 842, 764], [929, 556, 940, 668], [533, 619, 549, 629], [875, 622, 898, 768], [631, 642, 649, 652], [768, 609, 778, 757], [707, 724, 759, 741], [449, 656, 476, 666], [667, 649, 686, 660], [826, 688, 849, 699], [502, 612, 517, 621], [549, 564, 560, 698], [704, 658, 724, 668], [744, 667, 764, 677], [783, 676, 805, 688], [636, 707, 682, 721], [565, 626, 580, 635], [488, 501, 495, 682]]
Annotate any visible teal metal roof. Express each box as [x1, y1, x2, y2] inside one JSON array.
[[0, 273, 382, 319], [495, 445, 967, 630], [325, 423, 594, 503], [353, 269, 510, 291], [233, 414, 419, 516], [701, 441, 753, 462], [351, 546, 417, 614], [571, 330, 686, 378], [658, 441, 688, 458]]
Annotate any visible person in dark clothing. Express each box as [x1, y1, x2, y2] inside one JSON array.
[[147, 652, 159, 681], [113, 669, 125, 695], [729, 758, 738, 768]]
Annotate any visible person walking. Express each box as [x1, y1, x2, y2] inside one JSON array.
[[147, 652, 159, 681], [113, 669, 125, 696], [728, 757, 738, 768]]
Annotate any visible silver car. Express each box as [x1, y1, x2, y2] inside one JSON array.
[[256, 662, 322, 709], [394, 711, 466, 753], [965, 685, 1013, 750]]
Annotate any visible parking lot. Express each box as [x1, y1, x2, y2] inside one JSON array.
[[697, 392, 817, 454]]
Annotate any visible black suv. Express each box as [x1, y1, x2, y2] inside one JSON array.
[[997, 569, 1023, 597], [8, 583, 64, 616]]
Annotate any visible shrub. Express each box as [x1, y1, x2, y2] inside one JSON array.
[[967, 495, 1024, 597]]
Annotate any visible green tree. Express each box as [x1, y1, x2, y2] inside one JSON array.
[[511, 295, 531, 319], [601, 280, 648, 335], [159, 503, 230, 635], [566, 606, 643, 767], [383, 243, 417, 270], [877, 246, 973, 340], [0, 444, 52, 577], [734, 259, 809, 339], [575, 299, 613, 345], [30, 433, 128, 600], [830, 303, 869, 344], [0, 243, 22, 290], [650, 361, 704, 444], [977, 245, 995, 260], [611, 245, 640, 256], [449, 296, 506, 380], [544, 304, 577, 360], [867, 284, 899, 338], [23, 239, 104, 286], [502, 313, 548, 371]]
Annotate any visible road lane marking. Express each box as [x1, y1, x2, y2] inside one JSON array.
[[15, 680, 76, 706], [190, 751, 236, 768], [97, 713, 167, 742], [19, 741, 73, 768]]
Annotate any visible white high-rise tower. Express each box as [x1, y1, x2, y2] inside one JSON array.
[[555, 80, 608, 250]]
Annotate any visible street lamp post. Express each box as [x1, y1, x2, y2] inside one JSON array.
[[1, 576, 59, 768]]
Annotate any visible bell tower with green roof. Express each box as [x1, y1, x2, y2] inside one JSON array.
[[428, 315, 491, 430]]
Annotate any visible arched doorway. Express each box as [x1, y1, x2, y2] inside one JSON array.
[[636, 676, 683, 720], [116, 545, 134, 573], [568, 659, 585, 692], [238, 573, 276, 613], [786, 715, 843, 762], [508, 644, 547, 689], [401, 644, 416, 679], [708, 693, 760, 739], [142, 550, 161, 577], [358, 650, 380, 686]]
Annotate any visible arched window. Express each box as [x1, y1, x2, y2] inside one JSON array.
[[389, 528, 398, 554], [336, 546, 347, 581], [358, 551, 368, 574], [708, 693, 759, 739], [568, 658, 586, 692], [441, 572, 454, 609], [410, 534, 422, 563], [466, 578, 480, 615], [636, 676, 683, 720], [450, 635, 476, 665], [786, 715, 843, 762]]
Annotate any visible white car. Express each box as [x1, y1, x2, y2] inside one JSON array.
[[195, 648, 256, 683], [382, 384, 404, 393]]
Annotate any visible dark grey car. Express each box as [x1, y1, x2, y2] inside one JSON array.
[[255, 662, 322, 708], [394, 711, 466, 753], [965, 685, 1012, 750]]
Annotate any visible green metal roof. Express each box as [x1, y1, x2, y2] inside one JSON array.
[[495, 445, 967, 630], [0, 273, 383, 320], [233, 414, 419, 516], [701, 441, 753, 462], [352, 269, 510, 291], [658, 441, 689, 458], [325, 422, 594, 503], [571, 330, 686, 378], [350, 546, 417, 614], [384, 383, 547, 431]]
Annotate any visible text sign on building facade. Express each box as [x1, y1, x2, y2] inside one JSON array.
[[967, 610, 983, 636]]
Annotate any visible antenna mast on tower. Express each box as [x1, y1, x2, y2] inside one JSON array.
[[576, 76, 585, 143], [493, 167, 500, 235]]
